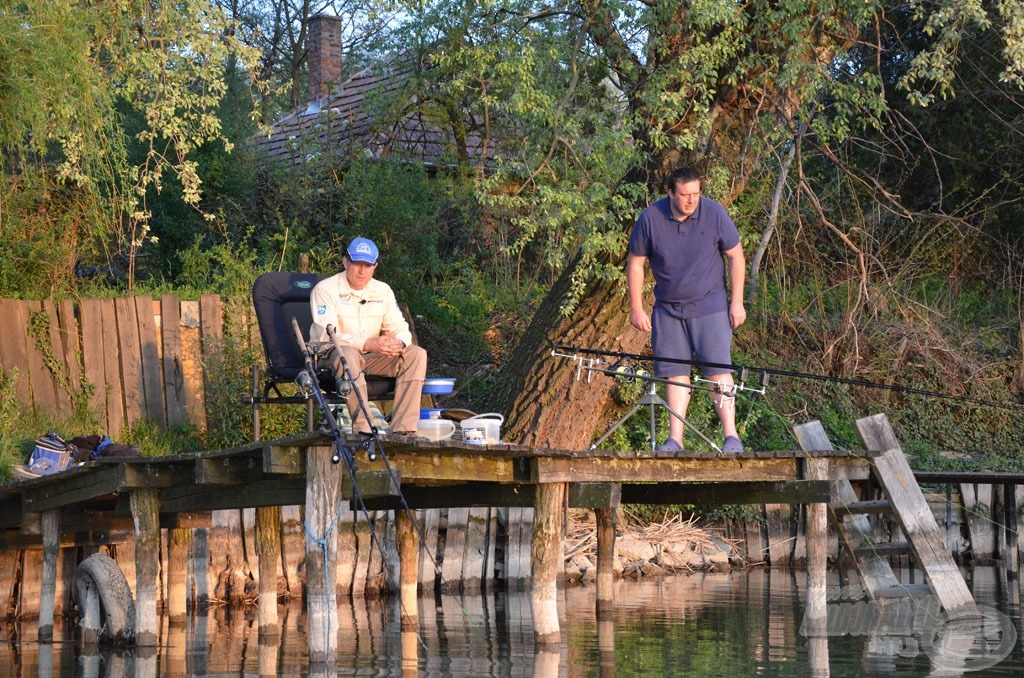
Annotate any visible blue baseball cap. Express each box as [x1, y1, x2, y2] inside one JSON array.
[[346, 237, 379, 264]]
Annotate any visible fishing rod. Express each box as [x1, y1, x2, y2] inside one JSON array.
[[550, 346, 766, 396], [292, 318, 388, 646], [324, 325, 444, 578], [552, 342, 1024, 412]]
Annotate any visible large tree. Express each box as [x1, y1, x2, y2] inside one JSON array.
[[404, 0, 1024, 450], [0, 0, 263, 294]]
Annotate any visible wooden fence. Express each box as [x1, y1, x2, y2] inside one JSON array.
[[0, 295, 227, 436]]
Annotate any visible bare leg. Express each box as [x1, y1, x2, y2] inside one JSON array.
[[664, 375, 691, 445], [711, 372, 738, 439]]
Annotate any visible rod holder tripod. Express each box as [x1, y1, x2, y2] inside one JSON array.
[[590, 378, 720, 452]]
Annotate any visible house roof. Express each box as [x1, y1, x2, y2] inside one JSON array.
[[254, 58, 484, 168]]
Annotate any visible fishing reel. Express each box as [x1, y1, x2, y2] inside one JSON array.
[[609, 362, 651, 383]]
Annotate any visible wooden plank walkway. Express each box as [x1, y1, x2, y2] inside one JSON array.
[[0, 429, 857, 654]]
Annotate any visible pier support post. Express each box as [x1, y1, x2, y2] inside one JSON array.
[[256, 505, 281, 638], [39, 509, 60, 642], [305, 445, 340, 665], [396, 508, 419, 629], [804, 458, 830, 675], [166, 527, 191, 624], [531, 482, 566, 645], [1004, 483, 1019, 582], [595, 507, 616, 614], [131, 488, 161, 647]]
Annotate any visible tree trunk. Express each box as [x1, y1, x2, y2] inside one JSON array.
[[495, 249, 652, 451]]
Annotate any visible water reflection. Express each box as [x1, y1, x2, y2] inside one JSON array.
[[2, 566, 1021, 676]]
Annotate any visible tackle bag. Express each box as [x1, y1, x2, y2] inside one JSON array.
[[14, 431, 78, 479]]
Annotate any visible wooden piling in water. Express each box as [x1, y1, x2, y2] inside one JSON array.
[[804, 457, 829, 674], [531, 482, 565, 645], [166, 527, 190, 623], [396, 508, 419, 629], [256, 505, 281, 637], [305, 445, 340, 664], [595, 507, 615, 613], [39, 509, 59, 642], [131, 488, 160, 647]]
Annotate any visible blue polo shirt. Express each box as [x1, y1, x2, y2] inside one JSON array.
[[628, 195, 740, 319]]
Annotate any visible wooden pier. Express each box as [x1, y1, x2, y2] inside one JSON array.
[[0, 413, 980, 663]]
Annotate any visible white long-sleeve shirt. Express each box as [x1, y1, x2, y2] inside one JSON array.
[[309, 273, 413, 351]]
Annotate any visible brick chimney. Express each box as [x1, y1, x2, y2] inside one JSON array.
[[307, 14, 343, 102]]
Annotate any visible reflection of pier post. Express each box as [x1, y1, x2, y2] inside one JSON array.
[[532, 482, 566, 644]]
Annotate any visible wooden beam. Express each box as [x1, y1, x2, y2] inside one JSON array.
[[531, 456, 800, 483], [621, 480, 828, 506], [158, 480, 306, 513], [0, 529, 134, 550], [355, 483, 532, 510], [341, 470, 399, 501], [263, 443, 310, 475], [569, 483, 621, 509], [196, 455, 265, 485], [20, 466, 125, 514]]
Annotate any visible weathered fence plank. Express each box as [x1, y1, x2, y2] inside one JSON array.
[[418, 508, 440, 590], [57, 299, 81, 418], [765, 503, 792, 565], [41, 300, 71, 417], [136, 296, 165, 426], [24, 301, 59, 418], [99, 299, 124, 436], [441, 507, 469, 592], [115, 296, 146, 427], [162, 295, 187, 428], [462, 507, 490, 589], [333, 503, 356, 597], [960, 482, 996, 561], [0, 300, 29, 389], [179, 301, 206, 430], [78, 298, 109, 429]]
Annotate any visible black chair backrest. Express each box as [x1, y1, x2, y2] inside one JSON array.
[[252, 271, 326, 381]]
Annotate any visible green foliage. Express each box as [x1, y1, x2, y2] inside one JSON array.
[[0, 0, 263, 295], [122, 419, 205, 458], [0, 366, 104, 484], [0, 369, 22, 482]]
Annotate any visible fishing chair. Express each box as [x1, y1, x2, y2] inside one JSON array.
[[246, 271, 397, 440]]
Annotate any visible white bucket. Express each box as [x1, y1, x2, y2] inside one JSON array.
[[460, 413, 504, 445], [416, 418, 455, 442]]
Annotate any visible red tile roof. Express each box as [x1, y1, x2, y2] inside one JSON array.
[[253, 58, 484, 168]]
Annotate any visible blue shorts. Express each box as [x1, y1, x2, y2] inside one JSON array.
[[651, 309, 733, 378]]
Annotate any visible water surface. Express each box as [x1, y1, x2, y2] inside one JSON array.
[[3, 565, 1021, 676]]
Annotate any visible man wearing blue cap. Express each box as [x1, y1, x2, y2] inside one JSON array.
[[309, 237, 427, 436]]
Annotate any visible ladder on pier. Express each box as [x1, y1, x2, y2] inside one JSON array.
[[795, 414, 974, 611]]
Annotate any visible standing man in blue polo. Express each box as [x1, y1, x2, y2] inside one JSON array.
[[309, 236, 427, 436], [626, 167, 747, 453]]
